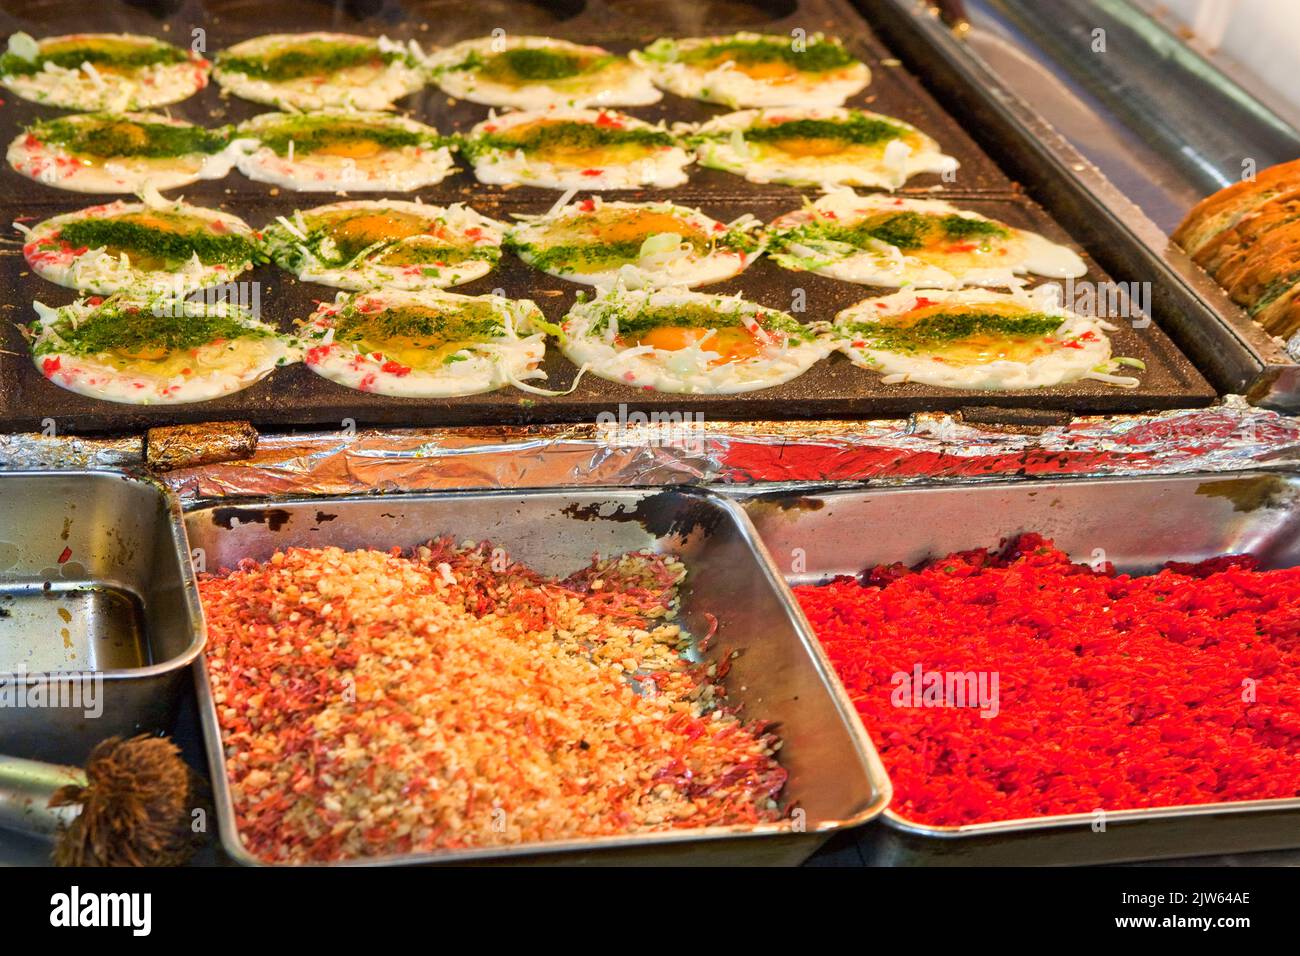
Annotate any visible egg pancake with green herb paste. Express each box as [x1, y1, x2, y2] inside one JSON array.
[[8, 112, 237, 193], [0, 32, 209, 110], [429, 36, 659, 109], [561, 287, 833, 393], [631, 32, 869, 108], [507, 197, 762, 288], [28, 295, 297, 405], [463, 108, 690, 190], [262, 200, 504, 291], [767, 192, 1086, 287], [300, 288, 552, 397], [692, 107, 957, 190], [213, 32, 426, 110], [23, 197, 258, 295], [834, 288, 1140, 390], [233, 110, 453, 192]]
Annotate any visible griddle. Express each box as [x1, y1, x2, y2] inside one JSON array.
[[0, 0, 1216, 434]]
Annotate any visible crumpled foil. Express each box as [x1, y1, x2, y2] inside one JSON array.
[[3, 398, 1298, 500], [0, 432, 141, 471]]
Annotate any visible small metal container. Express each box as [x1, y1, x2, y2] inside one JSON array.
[[741, 470, 1300, 865], [184, 487, 889, 866], [0, 470, 205, 765]]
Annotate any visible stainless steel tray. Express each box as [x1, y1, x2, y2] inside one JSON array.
[[0, 469, 205, 766], [739, 470, 1300, 864], [183, 487, 889, 866]]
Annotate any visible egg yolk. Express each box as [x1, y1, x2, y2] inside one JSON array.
[[697, 55, 800, 82], [632, 325, 762, 365], [883, 302, 1056, 365], [323, 210, 442, 245], [309, 139, 386, 159]]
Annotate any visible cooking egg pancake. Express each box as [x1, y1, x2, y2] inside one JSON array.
[[767, 192, 1086, 287], [22, 195, 258, 296], [560, 287, 834, 394], [8, 112, 238, 194], [0, 32, 209, 110], [213, 32, 427, 110], [506, 197, 762, 288], [428, 36, 660, 109], [233, 110, 454, 192], [28, 295, 297, 405], [463, 108, 691, 190], [692, 108, 957, 190], [262, 200, 505, 291], [299, 288, 551, 398], [834, 288, 1141, 390], [631, 32, 869, 108]]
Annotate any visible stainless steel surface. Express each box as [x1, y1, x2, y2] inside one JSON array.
[[0, 471, 206, 765], [859, 0, 1300, 410], [184, 487, 890, 866], [0, 755, 82, 838], [741, 469, 1300, 864], [966, 0, 1300, 227]]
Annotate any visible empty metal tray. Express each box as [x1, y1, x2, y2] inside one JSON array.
[[0, 469, 205, 765]]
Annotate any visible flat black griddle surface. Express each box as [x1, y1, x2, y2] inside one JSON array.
[[0, 0, 1215, 433]]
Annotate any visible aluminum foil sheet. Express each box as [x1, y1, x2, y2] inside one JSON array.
[[0, 432, 140, 471], [2, 399, 1297, 499]]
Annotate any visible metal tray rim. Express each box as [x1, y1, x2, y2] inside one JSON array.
[[879, 793, 1300, 840], [184, 485, 892, 866]]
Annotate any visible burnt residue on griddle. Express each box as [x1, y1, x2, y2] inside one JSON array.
[[1195, 475, 1296, 513], [315, 511, 338, 523], [561, 492, 725, 539], [210, 507, 293, 532]]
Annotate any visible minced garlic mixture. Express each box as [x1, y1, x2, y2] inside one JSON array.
[[201, 540, 787, 863]]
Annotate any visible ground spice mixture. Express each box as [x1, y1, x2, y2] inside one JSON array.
[[200, 540, 786, 863], [794, 534, 1300, 826]]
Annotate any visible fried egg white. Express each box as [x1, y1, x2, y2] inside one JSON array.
[[262, 200, 505, 291], [692, 108, 957, 190], [428, 36, 660, 109], [300, 288, 551, 398], [232, 110, 454, 192], [29, 295, 297, 405], [21, 194, 257, 296], [0, 32, 209, 110], [834, 288, 1140, 390], [7, 112, 239, 194], [213, 32, 427, 110], [464, 108, 691, 190], [560, 287, 834, 394], [506, 196, 762, 288], [767, 192, 1087, 287], [631, 32, 870, 108]]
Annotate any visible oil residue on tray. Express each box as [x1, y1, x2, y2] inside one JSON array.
[[1195, 475, 1295, 512], [211, 507, 294, 532], [561, 491, 725, 539], [0, 585, 149, 672]]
